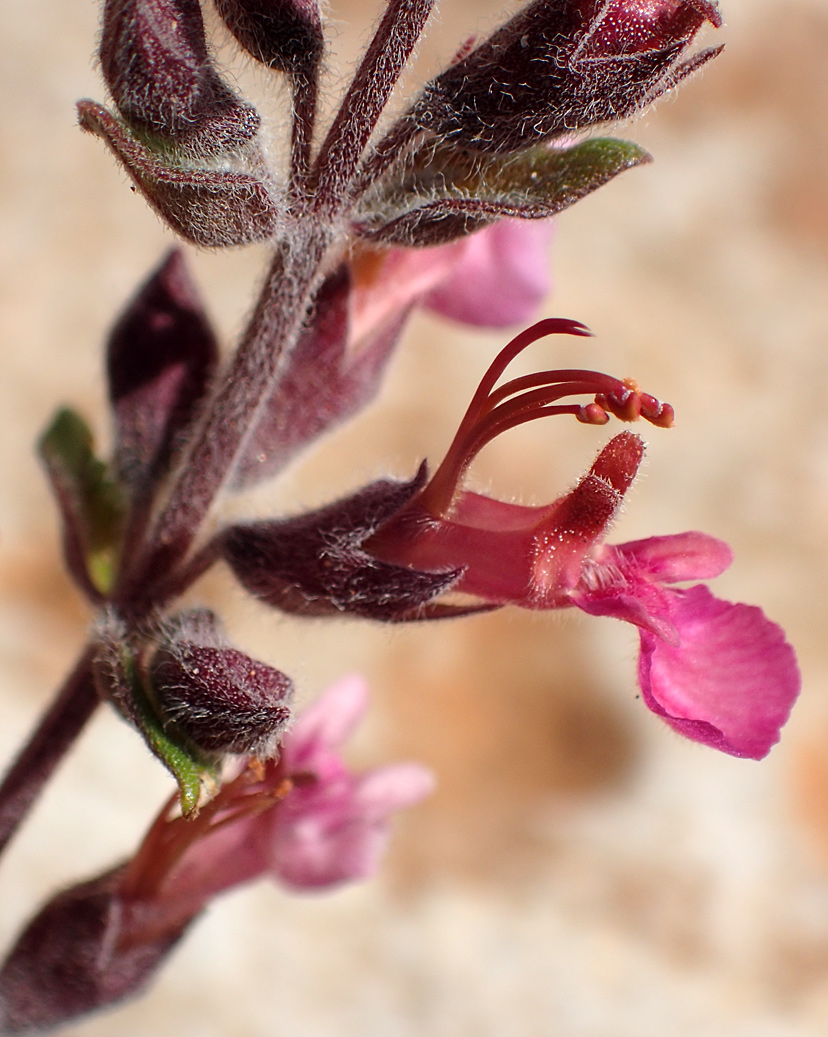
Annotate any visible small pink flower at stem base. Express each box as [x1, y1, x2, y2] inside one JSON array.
[[250, 676, 435, 889], [135, 676, 434, 913], [0, 680, 432, 1031]]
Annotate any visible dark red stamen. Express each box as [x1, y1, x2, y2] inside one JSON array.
[[421, 319, 674, 516]]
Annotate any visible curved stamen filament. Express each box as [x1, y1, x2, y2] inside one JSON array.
[[120, 761, 291, 901], [452, 319, 592, 448], [425, 381, 607, 512], [420, 319, 673, 517], [487, 370, 627, 409]]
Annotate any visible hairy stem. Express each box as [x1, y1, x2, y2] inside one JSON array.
[[310, 0, 436, 214], [0, 645, 98, 861], [115, 223, 335, 612], [350, 114, 424, 199], [289, 67, 320, 199]]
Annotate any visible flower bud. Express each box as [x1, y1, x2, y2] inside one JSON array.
[[150, 611, 293, 757], [214, 0, 324, 76], [410, 0, 721, 154], [100, 0, 261, 155]]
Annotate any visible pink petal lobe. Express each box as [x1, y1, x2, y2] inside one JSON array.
[[638, 585, 800, 759], [284, 675, 368, 772], [266, 763, 434, 892], [353, 763, 436, 815], [423, 220, 553, 328], [604, 532, 733, 583], [573, 581, 680, 643]]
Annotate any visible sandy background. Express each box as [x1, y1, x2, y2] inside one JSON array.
[[3, 0, 828, 1034]]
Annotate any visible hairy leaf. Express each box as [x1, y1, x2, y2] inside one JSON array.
[[78, 102, 281, 248], [38, 409, 126, 597], [356, 138, 651, 245]]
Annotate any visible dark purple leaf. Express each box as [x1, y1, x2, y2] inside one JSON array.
[[92, 613, 218, 815], [221, 468, 464, 621], [107, 250, 219, 490]]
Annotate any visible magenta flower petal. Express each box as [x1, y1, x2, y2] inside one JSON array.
[[284, 674, 368, 774], [603, 532, 733, 583], [572, 533, 735, 643], [424, 220, 553, 328], [638, 585, 800, 759], [266, 763, 434, 891]]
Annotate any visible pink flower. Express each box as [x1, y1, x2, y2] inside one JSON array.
[[350, 218, 553, 343], [251, 675, 435, 890], [367, 319, 800, 759], [0, 679, 432, 1030], [115, 677, 434, 938]]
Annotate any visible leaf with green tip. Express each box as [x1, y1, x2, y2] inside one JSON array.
[[121, 653, 218, 816], [38, 408, 127, 599], [355, 138, 651, 246]]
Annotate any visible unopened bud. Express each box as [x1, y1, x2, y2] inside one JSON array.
[[100, 0, 261, 155], [411, 0, 721, 154], [151, 611, 293, 757], [215, 0, 324, 75]]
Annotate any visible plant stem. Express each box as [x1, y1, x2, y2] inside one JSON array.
[[289, 68, 319, 199], [0, 645, 98, 861], [310, 0, 436, 214], [111, 3, 438, 612], [115, 223, 335, 612]]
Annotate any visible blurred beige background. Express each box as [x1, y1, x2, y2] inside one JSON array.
[[3, 0, 828, 1034]]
